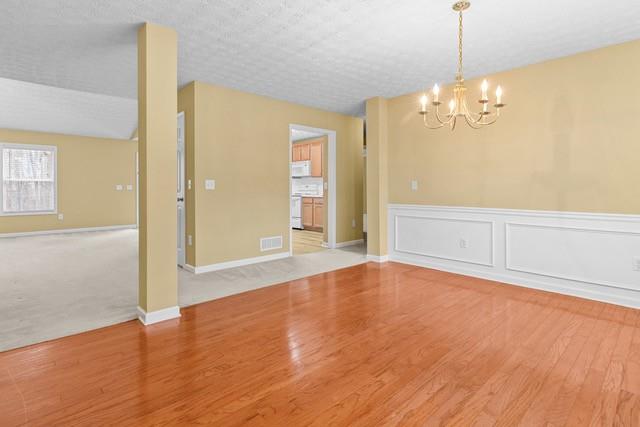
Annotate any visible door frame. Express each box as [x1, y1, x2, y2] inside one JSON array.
[[288, 124, 337, 255], [177, 111, 186, 267]]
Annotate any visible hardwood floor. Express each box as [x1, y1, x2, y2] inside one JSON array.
[[1, 262, 639, 426], [292, 229, 325, 255]]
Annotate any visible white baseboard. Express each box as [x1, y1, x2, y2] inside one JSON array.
[[137, 306, 181, 325], [336, 239, 364, 248], [185, 251, 291, 274], [0, 224, 137, 238], [367, 254, 389, 263], [388, 204, 640, 309]]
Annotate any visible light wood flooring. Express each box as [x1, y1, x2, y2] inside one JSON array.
[[292, 228, 326, 255], [1, 262, 639, 426]]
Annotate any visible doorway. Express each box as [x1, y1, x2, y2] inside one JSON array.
[[289, 124, 336, 256], [177, 112, 186, 267]]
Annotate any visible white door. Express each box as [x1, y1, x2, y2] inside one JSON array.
[[177, 112, 186, 267]]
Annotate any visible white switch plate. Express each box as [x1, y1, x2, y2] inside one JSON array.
[[115, 184, 123, 191], [58, 213, 64, 221], [188, 235, 193, 246], [411, 180, 418, 191], [323, 182, 328, 190], [633, 257, 640, 272], [459, 239, 467, 249], [188, 179, 192, 190], [205, 179, 215, 190], [126, 184, 133, 191], [352, 219, 356, 228]]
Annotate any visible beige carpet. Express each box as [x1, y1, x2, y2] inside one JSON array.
[[0, 229, 366, 352]]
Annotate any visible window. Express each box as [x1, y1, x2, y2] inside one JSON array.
[[0, 144, 57, 215]]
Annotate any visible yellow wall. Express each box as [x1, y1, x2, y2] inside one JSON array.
[[0, 128, 137, 234], [182, 81, 364, 267], [137, 22, 178, 313], [365, 97, 389, 257], [386, 40, 640, 214], [178, 83, 196, 266]]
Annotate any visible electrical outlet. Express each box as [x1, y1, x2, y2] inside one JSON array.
[[188, 179, 192, 190], [126, 184, 133, 191], [459, 239, 467, 249], [205, 179, 215, 190], [633, 257, 640, 272], [352, 218, 356, 228], [115, 184, 123, 191], [57, 213, 64, 221], [411, 180, 418, 191], [188, 235, 193, 246]]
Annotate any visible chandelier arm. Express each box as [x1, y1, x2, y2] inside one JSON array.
[[462, 114, 483, 129], [422, 114, 446, 129], [434, 104, 453, 125]]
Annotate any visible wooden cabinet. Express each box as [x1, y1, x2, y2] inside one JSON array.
[[302, 198, 314, 228], [292, 140, 322, 176], [313, 198, 324, 228], [302, 197, 323, 230], [310, 142, 322, 177]]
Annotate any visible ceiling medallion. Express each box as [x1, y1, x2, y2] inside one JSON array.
[[419, 1, 506, 130]]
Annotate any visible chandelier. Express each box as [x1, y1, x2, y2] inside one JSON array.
[[419, 1, 506, 130]]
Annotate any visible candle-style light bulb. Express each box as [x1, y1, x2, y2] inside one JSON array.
[[481, 79, 489, 101], [420, 94, 428, 112], [433, 84, 440, 102], [496, 86, 503, 105], [448, 99, 456, 115]]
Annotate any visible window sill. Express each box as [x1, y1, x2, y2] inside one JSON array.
[[0, 211, 58, 217]]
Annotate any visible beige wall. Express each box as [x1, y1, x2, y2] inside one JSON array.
[[182, 81, 364, 267], [385, 40, 640, 215], [178, 83, 196, 266], [137, 22, 178, 313], [0, 128, 137, 234], [365, 97, 389, 257]]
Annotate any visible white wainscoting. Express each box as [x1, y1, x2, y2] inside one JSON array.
[[388, 204, 640, 309]]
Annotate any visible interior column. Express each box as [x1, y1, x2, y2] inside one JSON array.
[[365, 97, 389, 261], [137, 22, 179, 324]]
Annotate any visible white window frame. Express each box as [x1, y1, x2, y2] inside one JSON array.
[[0, 142, 58, 216]]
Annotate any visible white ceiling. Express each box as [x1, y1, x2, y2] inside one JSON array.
[[1, 0, 639, 118], [0, 78, 137, 140], [291, 129, 324, 142]]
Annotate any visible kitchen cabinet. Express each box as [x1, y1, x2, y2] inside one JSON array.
[[310, 142, 322, 177], [302, 197, 323, 230], [292, 140, 322, 176], [302, 198, 314, 228], [313, 198, 324, 228]]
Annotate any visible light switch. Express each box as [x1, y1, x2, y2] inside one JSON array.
[[126, 184, 133, 191], [411, 180, 418, 191], [323, 182, 328, 190], [115, 184, 123, 191], [205, 179, 216, 190], [58, 213, 64, 221]]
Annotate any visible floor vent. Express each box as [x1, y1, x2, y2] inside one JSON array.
[[260, 236, 283, 252]]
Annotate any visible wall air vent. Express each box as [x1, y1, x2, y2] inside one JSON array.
[[260, 236, 283, 252]]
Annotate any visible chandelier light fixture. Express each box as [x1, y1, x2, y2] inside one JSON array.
[[419, 1, 506, 130]]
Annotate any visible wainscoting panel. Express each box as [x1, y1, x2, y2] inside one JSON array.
[[395, 215, 494, 266], [388, 205, 640, 308]]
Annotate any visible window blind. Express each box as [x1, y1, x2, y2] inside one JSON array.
[[2, 146, 56, 214]]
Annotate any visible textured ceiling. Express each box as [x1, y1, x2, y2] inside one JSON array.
[[1, 0, 639, 117], [0, 78, 137, 140]]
